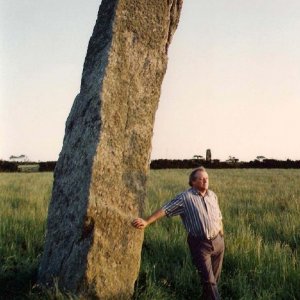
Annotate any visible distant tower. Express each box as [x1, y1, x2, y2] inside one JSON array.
[[206, 149, 212, 162]]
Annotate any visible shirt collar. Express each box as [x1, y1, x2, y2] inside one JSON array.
[[190, 188, 211, 197]]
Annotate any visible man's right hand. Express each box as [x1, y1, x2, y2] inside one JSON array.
[[131, 218, 148, 229], [131, 209, 165, 230]]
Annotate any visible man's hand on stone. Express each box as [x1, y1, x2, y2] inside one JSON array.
[[132, 218, 148, 229], [132, 209, 165, 229]]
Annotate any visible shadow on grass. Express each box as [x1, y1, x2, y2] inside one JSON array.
[[0, 261, 37, 299]]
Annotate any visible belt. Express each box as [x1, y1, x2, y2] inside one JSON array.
[[208, 232, 220, 241], [188, 231, 220, 241]]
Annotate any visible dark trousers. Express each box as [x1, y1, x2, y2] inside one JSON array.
[[187, 233, 225, 300]]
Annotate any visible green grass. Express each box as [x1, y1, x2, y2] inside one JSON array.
[[0, 173, 52, 299], [136, 169, 300, 300], [0, 169, 299, 299]]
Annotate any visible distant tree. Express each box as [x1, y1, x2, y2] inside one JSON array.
[[9, 154, 29, 162], [206, 149, 212, 162], [0, 160, 18, 172]]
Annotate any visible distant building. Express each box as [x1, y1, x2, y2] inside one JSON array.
[[256, 156, 266, 162], [226, 156, 239, 163], [193, 155, 204, 160]]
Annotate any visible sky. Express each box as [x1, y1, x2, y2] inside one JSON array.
[[1, 0, 300, 162]]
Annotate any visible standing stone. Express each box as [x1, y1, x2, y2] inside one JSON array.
[[38, 0, 183, 298], [206, 149, 212, 162]]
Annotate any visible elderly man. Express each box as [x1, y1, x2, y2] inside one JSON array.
[[132, 167, 224, 300]]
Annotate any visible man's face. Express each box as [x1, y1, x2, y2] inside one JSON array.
[[192, 171, 209, 192]]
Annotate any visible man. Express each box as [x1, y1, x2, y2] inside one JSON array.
[[132, 167, 224, 300]]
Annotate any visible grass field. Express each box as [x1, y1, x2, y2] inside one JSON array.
[[0, 169, 299, 299]]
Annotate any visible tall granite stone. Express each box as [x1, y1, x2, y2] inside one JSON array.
[[38, 0, 183, 298]]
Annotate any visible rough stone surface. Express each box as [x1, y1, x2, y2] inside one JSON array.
[[38, 0, 183, 298]]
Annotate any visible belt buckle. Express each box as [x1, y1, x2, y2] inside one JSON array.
[[209, 232, 219, 241]]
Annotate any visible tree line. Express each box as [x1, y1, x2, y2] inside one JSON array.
[[1, 158, 300, 172], [0, 161, 57, 172], [150, 158, 300, 169]]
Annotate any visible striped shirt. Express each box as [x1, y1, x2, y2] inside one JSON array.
[[161, 188, 222, 239]]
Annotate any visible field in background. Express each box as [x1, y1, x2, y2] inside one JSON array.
[[0, 170, 299, 299]]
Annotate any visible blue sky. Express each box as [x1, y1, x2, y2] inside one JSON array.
[[1, 1, 300, 161]]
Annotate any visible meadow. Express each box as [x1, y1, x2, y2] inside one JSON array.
[[0, 169, 299, 299]]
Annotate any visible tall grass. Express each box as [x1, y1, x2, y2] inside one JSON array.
[[0, 169, 299, 299], [0, 173, 52, 299], [135, 169, 300, 300]]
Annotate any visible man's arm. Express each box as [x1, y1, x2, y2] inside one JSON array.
[[131, 208, 166, 229]]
